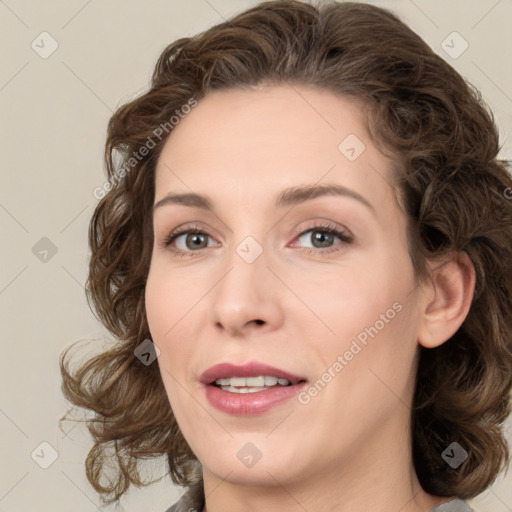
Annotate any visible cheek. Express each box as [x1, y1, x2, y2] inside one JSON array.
[[145, 259, 199, 335], [144, 274, 189, 413], [145, 264, 185, 374], [307, 299, 419, 446], [145, 269, 168, 339], [298, 252, 408, 335], [307, 243, 416, 372], [318, 268, 419, 421], [144, 262, 204, 377]]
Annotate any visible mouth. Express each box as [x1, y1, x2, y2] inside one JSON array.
[[211, 375, 306, 393], [200, 361, 308, 393], [200, 361, 309, 416]]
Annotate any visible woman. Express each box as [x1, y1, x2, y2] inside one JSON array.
[[60, 1, 512, 511]]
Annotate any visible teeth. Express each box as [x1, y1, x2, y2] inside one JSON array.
[[214, 375, 291, 387], [231, 377, 247, 387], [219, 386, 267, 393]]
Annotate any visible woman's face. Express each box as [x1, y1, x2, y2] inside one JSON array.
[[145, 85, 427, 488]]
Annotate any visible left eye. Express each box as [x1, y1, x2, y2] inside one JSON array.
[[294, 226, 352, 250]]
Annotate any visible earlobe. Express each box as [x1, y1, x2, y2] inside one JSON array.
[[417, 251, 476, 349]]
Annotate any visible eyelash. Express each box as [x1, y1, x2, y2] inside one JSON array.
[[162, 222, 353, 258]]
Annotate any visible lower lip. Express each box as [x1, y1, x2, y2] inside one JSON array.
[[204, 382, 308, 416]]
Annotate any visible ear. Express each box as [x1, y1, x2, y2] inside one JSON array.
[[417, 251, 476, 349]]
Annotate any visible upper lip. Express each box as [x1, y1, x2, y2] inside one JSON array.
[[200, 361, 307, 385]]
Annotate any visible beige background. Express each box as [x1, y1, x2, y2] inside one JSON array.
[[1, 0, 511, 511]]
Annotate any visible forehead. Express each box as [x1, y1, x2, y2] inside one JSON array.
[[154, 84, 399, 217], [159, 84, 369, 165]]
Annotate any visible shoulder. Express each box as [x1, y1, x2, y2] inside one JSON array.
[[429, 498, 475, 512], [163, 480, 205, 512], [162, 486, 475, 512]]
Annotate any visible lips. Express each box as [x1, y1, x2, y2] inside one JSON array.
[[200, 361, 309, 416], [199, 361, 307, 386]]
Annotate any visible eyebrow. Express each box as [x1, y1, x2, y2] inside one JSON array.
[[153, 183, 376, 216]]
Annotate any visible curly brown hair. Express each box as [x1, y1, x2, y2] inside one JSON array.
[[60, 0, 512, 504]]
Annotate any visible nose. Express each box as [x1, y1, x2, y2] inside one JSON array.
[[209, 244, 285, 338]]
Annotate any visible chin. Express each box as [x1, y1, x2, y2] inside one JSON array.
[[207, 462, 298, 487], [200, 445, 309, 486]]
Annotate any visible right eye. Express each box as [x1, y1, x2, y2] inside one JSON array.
[[164, 227, 218, 256]]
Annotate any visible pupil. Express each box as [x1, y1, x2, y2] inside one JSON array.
[[313, 231, 333, 248], [188, 233, 206, 249]]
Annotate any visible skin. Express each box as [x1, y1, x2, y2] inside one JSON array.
[[145, 84, 475, 512]]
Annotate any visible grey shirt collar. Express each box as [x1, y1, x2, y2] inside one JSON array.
[[164, 481, 474, 512]]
